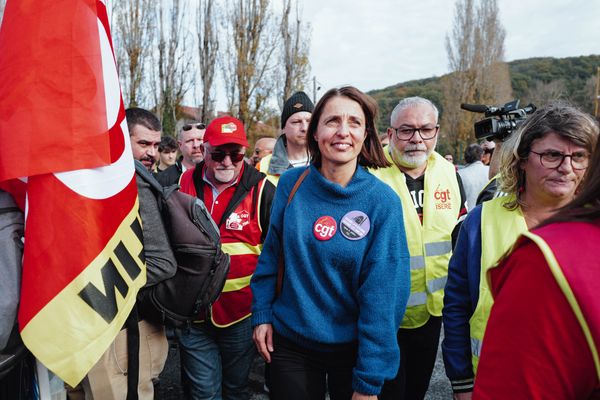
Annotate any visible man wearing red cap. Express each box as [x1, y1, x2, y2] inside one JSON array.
[[177, 116, 276, 400]]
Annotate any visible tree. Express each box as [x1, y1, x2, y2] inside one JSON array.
[[442, 0, 477, 152], [525, 79, 567, 107], [222, 0, 279, 143], [196, 0, 219, 123], [472, 0, 512, 103], [442, 0, 513, 152], [154, 0, 195, 136], [114, 0, 155, 108], [279, 0, 311, 106]]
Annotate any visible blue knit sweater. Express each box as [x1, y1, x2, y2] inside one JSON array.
[[251, 164, 411, 395]]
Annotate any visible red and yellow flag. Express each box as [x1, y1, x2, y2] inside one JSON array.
[[0, 0, 146, 386]]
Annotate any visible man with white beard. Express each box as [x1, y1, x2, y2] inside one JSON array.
[[177, 116, 275, 399], [370, 97, 467, 400]]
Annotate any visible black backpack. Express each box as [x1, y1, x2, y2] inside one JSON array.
[[134, 163, 230, 328], [0, 328, 34, 399]]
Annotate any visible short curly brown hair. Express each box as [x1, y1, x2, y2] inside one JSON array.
[[498, 101, 599, 210]]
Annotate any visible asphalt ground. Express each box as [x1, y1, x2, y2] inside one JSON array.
[[155, 331, 453, 399]]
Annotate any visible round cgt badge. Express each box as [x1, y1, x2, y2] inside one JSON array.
[[313, 216, 337, 241], [340, 210, 370, 240]]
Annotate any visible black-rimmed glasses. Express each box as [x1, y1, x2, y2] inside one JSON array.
[[392, 125, 439, 141], [210, 150, 245, 163], [183, 123, 206, 131], [530, 150, 589, 170]]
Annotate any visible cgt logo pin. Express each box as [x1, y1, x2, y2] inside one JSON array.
[[313, 215, 337, 241]]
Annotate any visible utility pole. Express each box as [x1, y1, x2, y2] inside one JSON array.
[[595, 66, 599, 117]]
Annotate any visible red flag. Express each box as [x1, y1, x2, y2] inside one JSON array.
[[0, 0, 146, 386], [0, 0, 111, 180]]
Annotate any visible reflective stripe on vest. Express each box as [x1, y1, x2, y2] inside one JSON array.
[[524, 230, 600, 380], [471, 338, 482, 358], [371, 150, 460, 328], [425, 241, 452, 256], [406, 276, 448, 307], [221, 242, 263, 256], [410, 255, 425, 270], [223, 274, 253, 292], [407, 292, 427, 307], [469, 195, 527, 374], [210, 180, 266, 328]]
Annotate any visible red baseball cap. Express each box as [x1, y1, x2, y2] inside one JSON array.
[[203, 116, 249, 147]]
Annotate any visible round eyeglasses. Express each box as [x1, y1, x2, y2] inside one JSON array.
[[530, 150, 589, 170], [392, 125, 439, 141]]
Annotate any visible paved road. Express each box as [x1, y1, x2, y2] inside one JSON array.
[[155, 333, 453, 399]]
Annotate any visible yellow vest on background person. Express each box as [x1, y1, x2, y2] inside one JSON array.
[[469, 195, 527, 373], [258, 154, 279, 186], [371, 150, 460, 329]]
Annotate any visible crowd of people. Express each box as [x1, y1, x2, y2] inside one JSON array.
[[1, 87, 599, 400]]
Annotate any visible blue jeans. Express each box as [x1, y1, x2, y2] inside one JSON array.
[[176, 317, 256, 400]]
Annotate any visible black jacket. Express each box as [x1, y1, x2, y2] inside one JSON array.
[[156, 159, 184, 187]]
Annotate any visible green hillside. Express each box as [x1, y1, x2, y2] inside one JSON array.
[[369, 55, 600, 137]]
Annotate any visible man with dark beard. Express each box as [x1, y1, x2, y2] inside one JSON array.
[[127, 108, 162, 172], [370, 97, 467, 400]]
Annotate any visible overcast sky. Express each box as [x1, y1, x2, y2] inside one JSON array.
[[301, 0, 599, 98]]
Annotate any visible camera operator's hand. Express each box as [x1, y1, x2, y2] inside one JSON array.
[[488, 139, 503, 179]]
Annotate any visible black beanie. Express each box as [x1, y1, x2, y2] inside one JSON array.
[[281, 91, 314, 129]]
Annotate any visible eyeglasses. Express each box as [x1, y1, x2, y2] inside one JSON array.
[[530, 150, 589, 170], [210, 150, 245, 163], [392, 125, 439, 141], [182, 123, 206, 131]]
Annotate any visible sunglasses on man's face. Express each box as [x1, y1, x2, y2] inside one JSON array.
[[210, 150, 245, 163], [182, 123, 206, 131]]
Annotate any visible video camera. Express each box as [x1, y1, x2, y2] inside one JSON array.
[[461, 100, 536, 141]]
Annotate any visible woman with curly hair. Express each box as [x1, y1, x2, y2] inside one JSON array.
[[474, 117, 600, 399], [442, 102, 598, 398]]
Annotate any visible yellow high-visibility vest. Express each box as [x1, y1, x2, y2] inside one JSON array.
[[258, 154, 280, 186], [371, 150, 460, 328], [469, 195, 527, 373]]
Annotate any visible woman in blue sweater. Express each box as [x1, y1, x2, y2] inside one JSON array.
[[250, 86, 411, 400]]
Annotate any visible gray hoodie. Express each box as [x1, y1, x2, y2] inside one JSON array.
[[0, 190, 23, 350]]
